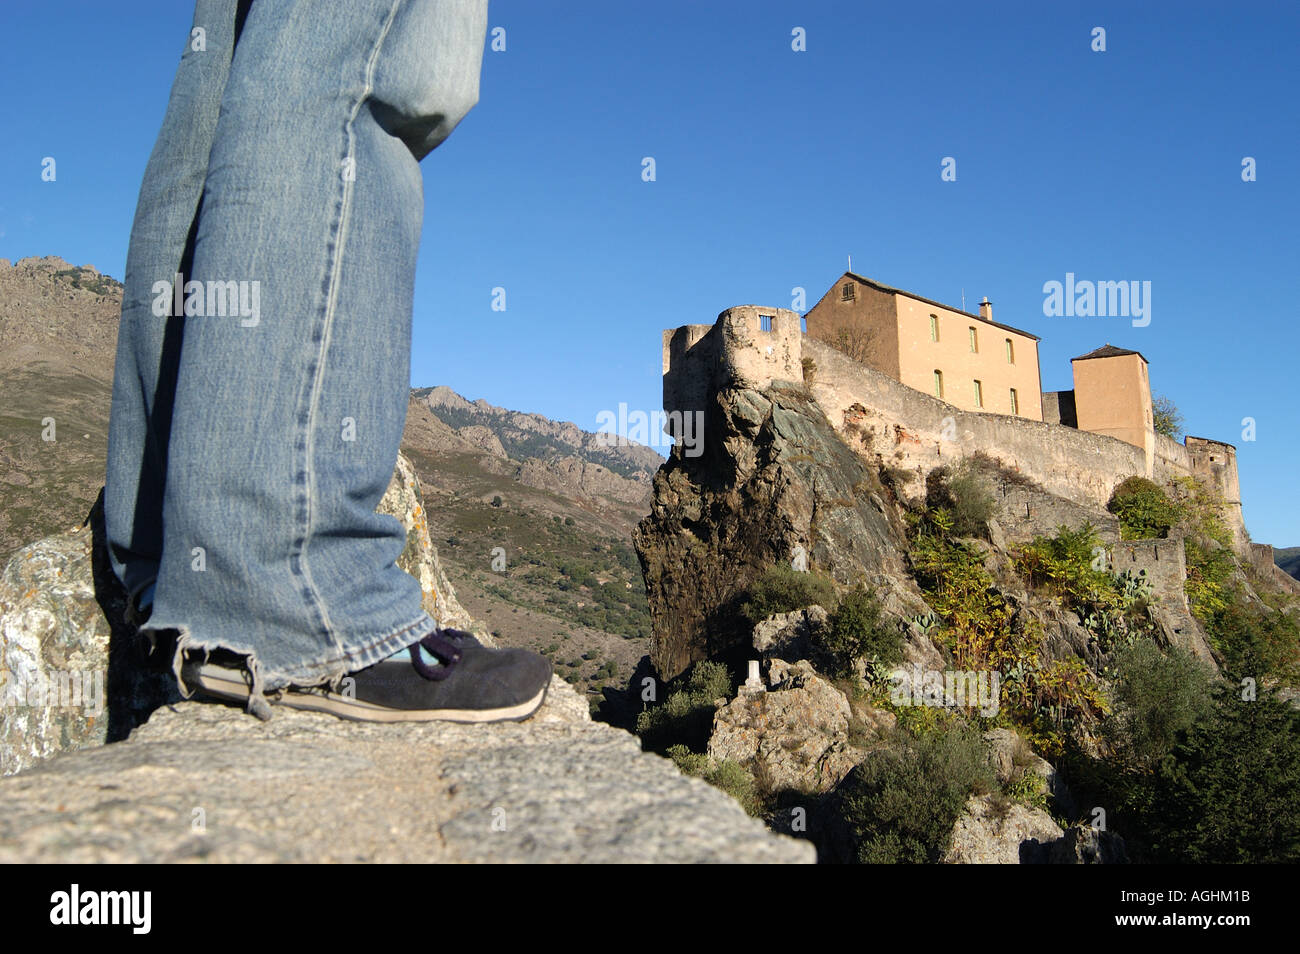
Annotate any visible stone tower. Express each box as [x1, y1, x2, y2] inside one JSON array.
[[1071, 344, 1155, 475]]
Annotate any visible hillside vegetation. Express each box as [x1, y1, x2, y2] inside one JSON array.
[[632, 378, 1300, 863]]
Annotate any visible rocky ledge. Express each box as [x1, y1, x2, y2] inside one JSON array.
[[0, 453, 812, 863], [0, 683, 810, 863]]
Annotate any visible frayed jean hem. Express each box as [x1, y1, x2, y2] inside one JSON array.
[[139, 611, 436, 720]]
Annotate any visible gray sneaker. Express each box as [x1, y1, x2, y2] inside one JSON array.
[[182, 628, 552, 723]]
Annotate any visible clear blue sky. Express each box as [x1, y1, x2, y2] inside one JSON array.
[[1, 1, 1297, 544]]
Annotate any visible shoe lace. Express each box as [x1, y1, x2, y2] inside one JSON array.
[[408, 627, 469, 681]]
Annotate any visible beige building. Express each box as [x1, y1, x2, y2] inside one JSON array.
[[804, 271, 1044, 420], [1069, 344, 1155, 463]]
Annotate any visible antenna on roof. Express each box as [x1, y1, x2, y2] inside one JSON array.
[[961, 288, 966, 311], [847, 254, 852, 273]]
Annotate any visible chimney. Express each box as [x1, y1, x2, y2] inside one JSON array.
[[979, 297, 992, 321]]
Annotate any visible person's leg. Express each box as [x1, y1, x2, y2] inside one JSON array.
[[106, 0, 249, 618], [138, 0, 491, 713]]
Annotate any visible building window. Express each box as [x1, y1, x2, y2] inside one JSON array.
[[1010, 388, 1019, 415], [841, 282, 855, 301], [759, 314, 772, 332], [934, 370, 944, 400], [930, 314, 939, 342], [969, 327, 978, 353], [1005, 338, 1014, 363], [973, 380, 983, 407]]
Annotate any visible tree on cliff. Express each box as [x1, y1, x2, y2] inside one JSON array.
[[1152, 394, 1184, 439]]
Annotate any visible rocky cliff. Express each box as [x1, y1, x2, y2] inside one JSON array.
[[0, 688, 810, 863], [634, 382, 920, 681], [635, 368, 1228, 683]]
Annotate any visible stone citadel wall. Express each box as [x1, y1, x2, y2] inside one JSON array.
[[663, 308, 1251, 556]]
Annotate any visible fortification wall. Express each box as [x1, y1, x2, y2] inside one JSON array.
[[993, 485, 1120, 545], [664, 311, 1251, 557], [1186, 437, 1242, 508], [1042, 390, 1077, 428], [1153, 433, 1248, 554], [716, 305, 803, 390], [804, 338, 1147, 513], [1111, 536, 1189, 610], [1195, 439, 1248, 555], [1251, 543, 1300, 595], [663, 323, 716, 430], [1153, 432, 1193, 473], [663, 307, 803, 427], [1108, 534, 1213, 660]]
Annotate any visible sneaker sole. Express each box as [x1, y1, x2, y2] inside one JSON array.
[[190, 665, 550, 724]]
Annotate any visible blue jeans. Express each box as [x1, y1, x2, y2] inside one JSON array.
[[105, 0, 487, 710]]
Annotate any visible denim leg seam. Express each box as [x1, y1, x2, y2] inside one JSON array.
[[295, 0, 408, 658], [291, 612, 434, 685]]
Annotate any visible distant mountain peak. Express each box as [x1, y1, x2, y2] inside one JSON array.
[[409, 384, 664, 490], [417, 384, 476, 412], [0, 255, 123, 380]]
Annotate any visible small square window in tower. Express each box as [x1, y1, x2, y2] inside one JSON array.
[[841, 282, 855, 301], [759, 314, 773, 332]]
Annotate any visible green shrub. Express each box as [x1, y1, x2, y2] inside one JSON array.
[[1183, 538, 1236, 625], [1108, 476, 1179, 539], [635, 660, 734, 752], [909, 526, 1026, 674], [927, 464, 996, 538], [1204, 599, 1300, 682], [1003, 768, 1050, 813], [817, 585, 903, 678], [1016, 524, 1110, 604], [1170, 473, 1300, 681], [666, 744, 762, 816], [1171, 475, 1232, 549], [1103, 638, 1215, 771], [837, 725, 995, 863], [911, 522, 1109, 755], [1016, 523, 1149, 648], [1141, 687, 1300, 862], [740, 564, 837, 624]]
